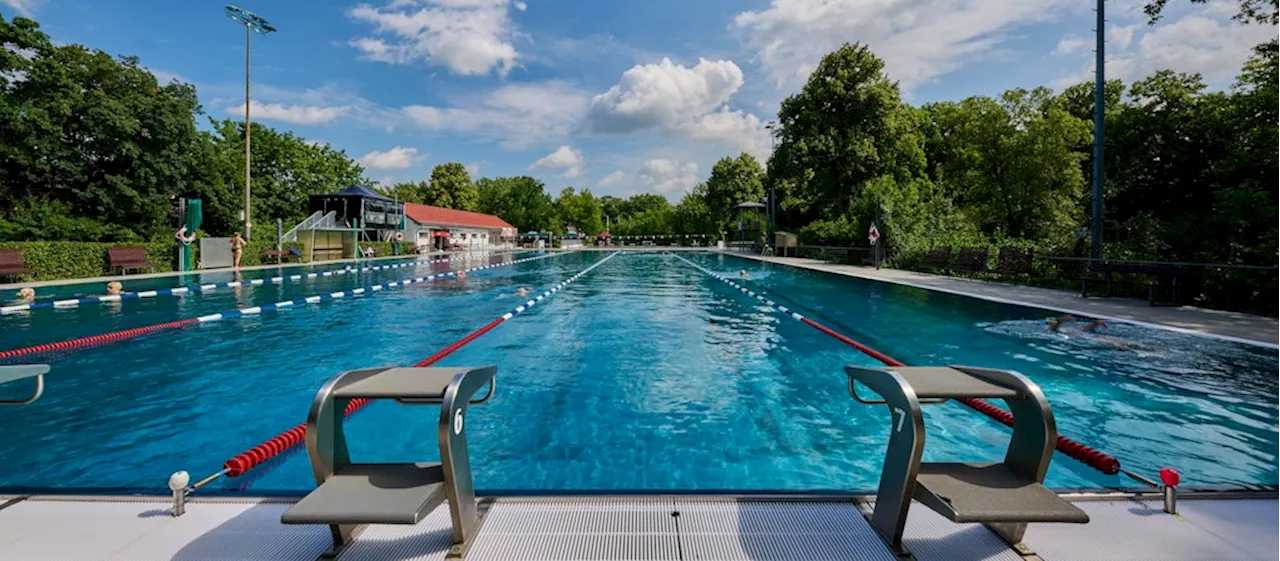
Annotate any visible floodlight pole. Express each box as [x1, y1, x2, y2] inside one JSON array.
[[244, 23, 252, 241], [1091, 0, 1105, 258], [225, 5, 275, 242], [765, 122, 778, 244]]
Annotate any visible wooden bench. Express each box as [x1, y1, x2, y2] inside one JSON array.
[[264, 249, 301, 264], [0, 249, 34, 278], [919, 247, 952, 274], [992, 247, 1034, 277], [1081, 262, 1192, 306], [108, 246, 156, 274], [950, 247, 990, 276]]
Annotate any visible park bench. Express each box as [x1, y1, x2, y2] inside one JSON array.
[[950, 247, 990, 276], [992, 247, 1034, 278], [1080, 262, 1192, 306], [0, 249, 34, 278], [264, 249, 301, 264], [919, 247, 952, 274], [108, 246, 156, 274]]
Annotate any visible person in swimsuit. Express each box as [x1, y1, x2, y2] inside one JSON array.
[[231, 233, 246, 269]]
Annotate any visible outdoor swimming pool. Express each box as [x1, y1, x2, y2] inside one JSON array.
[[0, 250, 1276, 495]]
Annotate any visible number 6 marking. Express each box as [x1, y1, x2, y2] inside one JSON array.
[[892, 408, 906, 433]]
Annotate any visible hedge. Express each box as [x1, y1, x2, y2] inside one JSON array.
[[0, 239, 180, 282]]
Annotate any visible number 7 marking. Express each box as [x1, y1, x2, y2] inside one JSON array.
[[892, 407, 906, 432]]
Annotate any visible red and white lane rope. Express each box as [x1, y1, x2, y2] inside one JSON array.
[[218, 251, 620, 479], [0, 251, 565, 361], [669, 252, 1126, 476]]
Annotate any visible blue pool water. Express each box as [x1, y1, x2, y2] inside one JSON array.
[[0, 251, 1276, 494]]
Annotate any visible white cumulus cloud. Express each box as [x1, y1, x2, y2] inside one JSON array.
[[588, 57, 745, 133], [358, 146, 421, 170], [402, 80, 589, 149], [530, 145, 584, 178], [732, 0, 1076, 90], [678, 108, 773, 165], [226, 101, 351, 125], [597, 170, 626, 188], [637, 159, 700, 194], [1050, 5, 1275, 89], [1, 0, 41, 16], [347, 0, 521, 76]]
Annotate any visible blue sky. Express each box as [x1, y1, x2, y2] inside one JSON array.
[[3, 0, 1274, 200]]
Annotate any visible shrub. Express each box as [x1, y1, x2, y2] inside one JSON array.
[[0, 239, 179, 282]]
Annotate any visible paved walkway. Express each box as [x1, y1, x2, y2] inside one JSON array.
[[730, 253, 1278, 347]]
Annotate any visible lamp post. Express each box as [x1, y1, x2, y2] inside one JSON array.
[[1090, 0, 1105, 259], [764, 121, 779, 243], [224, 5, 276, 241]]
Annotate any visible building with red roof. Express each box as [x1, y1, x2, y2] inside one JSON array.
[[402, 202, 517, 251]]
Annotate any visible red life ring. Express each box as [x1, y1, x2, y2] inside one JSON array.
[[175, 227, 197, 245]]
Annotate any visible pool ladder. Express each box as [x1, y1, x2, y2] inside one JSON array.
[[845, 364, 1090, 558], [281, 365, 497, 559]]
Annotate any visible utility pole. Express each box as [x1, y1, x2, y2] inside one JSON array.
[[225, 5, 276, 241], [1091, 0, 1105, 259]]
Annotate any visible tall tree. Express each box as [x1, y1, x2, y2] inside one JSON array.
[[202, 119, 366, 235], [923, 89, 1089, 241], [476, 176, 556, 232], [672, 185, 715, 236], [703, 153, 765, 231], [378, 182, 427, 204], [0, 15, 207, 241], [554, 187, 604, 235], [769, 43, 927, 226], [424, 163, 479, 211]]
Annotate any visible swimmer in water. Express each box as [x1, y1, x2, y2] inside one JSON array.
[[456, 271, 467, 280], [5, 287, 35, 306], [1045, 314, 1075, 332], [738, 269, 749, 280], [105, 281, 124, 296], [1082, 318, 1108, 332], [515, 286, 532, 297]]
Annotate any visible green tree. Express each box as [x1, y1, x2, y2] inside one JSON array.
[[476, 176, 557, 232], [0, 15, 207, 241], [424, 163, 479, 211], [612, 195, 674, 236], [378, 181, 427, 204], [923, 88, 1089, 241], [703, 153, 765, 231], [672, 185, 715, 236], [554, 187, 604, 235], [202, 119, 366, 235], [769, 43, 927, 227]]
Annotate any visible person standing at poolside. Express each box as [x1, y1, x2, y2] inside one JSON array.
[[230, 233, 246, 269]]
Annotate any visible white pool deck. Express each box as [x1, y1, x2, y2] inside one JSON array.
[[0, 493, 1274, 560], [725, 253, 1279, 347]]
